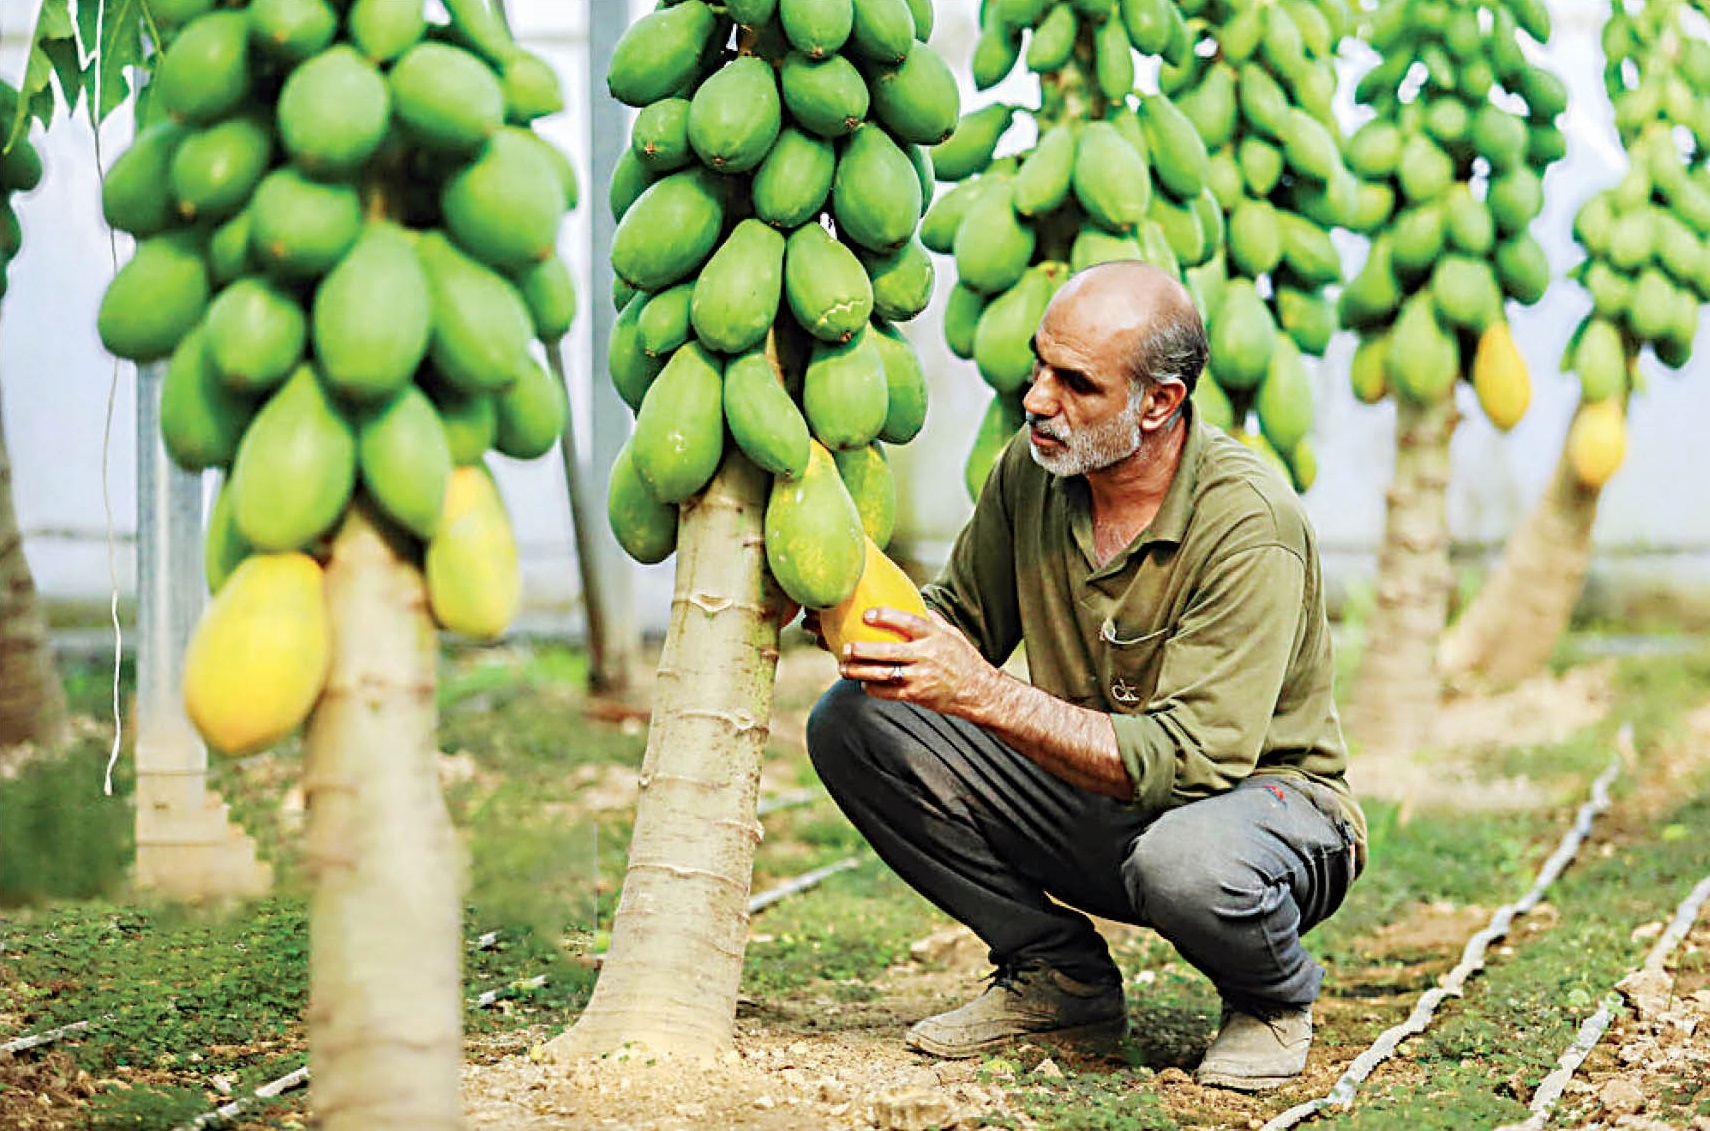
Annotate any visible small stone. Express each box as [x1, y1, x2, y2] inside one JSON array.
[[754, 1094, 776, 1110], [674, 1102, 706, 1119], [1599, 1076, 1646, 1115], [817, 1077, 849, 1104], [873, 1087, 955, 1131], [1617, 968, 1674, 1021], [1156, 1067, 1194, 1087], [1032, 1058, 1062, 1079]]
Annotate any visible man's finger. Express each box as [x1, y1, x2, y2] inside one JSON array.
[[861, 605, 931, 640]]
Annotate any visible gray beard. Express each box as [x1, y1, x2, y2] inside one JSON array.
[[1027, 396, 1147, 477]]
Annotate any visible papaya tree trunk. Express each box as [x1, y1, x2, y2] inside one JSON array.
[[1438, 437, 1601, 693], [0, 393, 68, 749], [1345, 395, 1457, 760], [548, 449, 782, 1061], [303, 502, 461, 1130]]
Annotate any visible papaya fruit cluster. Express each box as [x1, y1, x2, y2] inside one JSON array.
[[1559, 0, 1710, 488], [923, 0, 1226, 498], [602, 0, 951, 615], [1169, 0, 1359, 490], [1336, 0, 1564, 435], [94, 0, 576, 754], [0, 83, 44, 299]]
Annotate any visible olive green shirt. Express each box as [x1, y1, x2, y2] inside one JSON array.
[[923, 408, 1365, 861]]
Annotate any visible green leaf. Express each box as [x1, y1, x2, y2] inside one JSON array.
[[9, 0, 79, 153], [90, 0, 151, 124]]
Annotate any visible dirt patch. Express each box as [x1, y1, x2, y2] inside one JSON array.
[[0, 1050, 97, 1131]]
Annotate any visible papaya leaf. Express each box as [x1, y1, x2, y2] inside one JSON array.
[[83, 0, 151, 124], [8, 0, 81, 154]]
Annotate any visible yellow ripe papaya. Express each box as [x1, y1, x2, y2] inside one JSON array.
[[183, 551, 330, 755], [1471, 322, 1530, 432], [425, 466, 521, 640], [1566, 398, 1626, 489], [821, 534, 928, 656]]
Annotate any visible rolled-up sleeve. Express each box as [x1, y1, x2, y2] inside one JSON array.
[[921, 439, 1026, 667], [1110, 542, 1306, 812]]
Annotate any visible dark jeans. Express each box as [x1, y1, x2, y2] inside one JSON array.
[[806, 679, 1359, 1014]]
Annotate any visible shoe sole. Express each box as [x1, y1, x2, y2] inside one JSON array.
[[1193, 1069, 1299, 1093], [906, 1017, 1129, 1060]]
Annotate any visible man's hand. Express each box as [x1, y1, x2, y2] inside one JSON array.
[[837, 607, 1000, 716]]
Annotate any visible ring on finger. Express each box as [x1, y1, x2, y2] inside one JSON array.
[[891, 664, 904, 683]]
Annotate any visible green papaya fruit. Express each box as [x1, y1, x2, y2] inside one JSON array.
[[1206, 146, 1244, 212], [203, 480, 249, 593], [1135, 218, 1181, 278], [1280, 108, 1340, 184], [229, 364, 357, 551], [974, 265, 1057, 395], [872, 321, 929, 443], [1627, 268, 1677, 343], [247, 0, 338, 62], [102, 122, 185, 237], [204, 276, 307, 394], [1012, 123, 1074, 218], [1606, 209, 1655, 273], [782, 0, 855, 57], [1582, 260, 1632, 320], [609, 148, 656, 223], [971, 14, 1022, 91], [420, 370, 497, 464], [1149, 191, 1209, 268], [857, 236, 933, 322], [611, 168, 725, 291], [1286, 166, 1359, 229], [168, 114, 271, 224], [1336, 237, 1401, 329], [247, 167, 363, 279], [1349, 333, 1388, 403], [870, 40, 961, 145], [608, 439, 679, 565], [277, 45, 390, 176], [1207, 278, 1276, 391], [607, 1, 716, 107], [1470, 103, 1527, 173], [155, 11, 252, 125], [1234, 136, 1280, 198], [765, 440, 865, 608], [1278, 213, 1339, 286], [389, 42, 505, 154], [1228, 197, 1282, 277], [724, 346, 812, 478], [493, 356, 568, 460], [1094, 17, 1135, 102], [500, 49, 564, 125], [785, 221, 875, 341], [1386, 294, 1458, 402], [1346, 120, 1402, 179], [1443, 185, 1495, 255], [98, 231, 209, 362], [1348, 181, 1396, 234], [920, 176, 987, 253], [803, 328, 889, 449], [1072, 121, 1150, 233], [1139, 93, 1210, 201], [834, 442, 896, 548], [930, 104, 1015, 181], [944, 282, 986, 359], [963, 393, 1024, 500], [780, 51, 870, 138], [1396, 132, 1454, 203], [689, 55, 782, 173], [1192, 365, 1235, 429], [1422, 97, 1470, 153], [903, 0, 933, 39], [1177, 63, 1239, 152], [347, 0, 423, 61], [905, 141, 934, 213], [692, 219, 786, 354], [954, 179, 1035, 295], [749, 128, 835, 230], [161, 324, 255, 471], [849, 0, 915, 64], [1571, 317, 1626, 402], [1429, 255, 1503, 332], [442, 127, 564, 270], [505, 254, 575, 343], [639, 282, 696, 358], [417, 230, 536, 393], [632, 342, 726, 503], [1237, 63, 1289, 140], [611, 293, 667, 412], [631, 97, 694, 173], [1255, 335, 1312, 454], [1276, 286, 1334, 356], [1070, 226, 1142, 273], [1027, 4, 1077, 72], [1388, 201, 1446, 279], [833, 123, 922, 252], [206, 210, 251, 285], [358, 384, 451, 539], [314, 221, 432, 400]]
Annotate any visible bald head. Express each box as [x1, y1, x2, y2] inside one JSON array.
[[1040, 261, 1208, 396]]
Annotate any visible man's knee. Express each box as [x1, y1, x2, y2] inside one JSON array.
[[806, 678, 884, 783], [1121, 812, 1254, 932]]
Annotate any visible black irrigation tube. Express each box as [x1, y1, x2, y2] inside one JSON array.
[[1492, 871, 1710, 1131], [150, 854, 872, 1130], [1262, 731, 1629, 1131]]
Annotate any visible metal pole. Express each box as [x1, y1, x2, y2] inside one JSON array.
[[585, 0, 639, 694]]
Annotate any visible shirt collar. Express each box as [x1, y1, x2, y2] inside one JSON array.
[[1059, 399, 1206, 571]]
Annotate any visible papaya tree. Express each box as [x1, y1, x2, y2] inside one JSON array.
[[1439, 0, 1710, 691], [921, 0, 1225, 495], [89, 0, 577, 1124], [1335, 0, 1564, 759], [553, 0, 949, 1060], [0, 78, 63, 751], [1168, 0, 1365, 490]]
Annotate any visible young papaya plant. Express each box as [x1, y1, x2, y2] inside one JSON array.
[[1439, 0, 1710, 691]]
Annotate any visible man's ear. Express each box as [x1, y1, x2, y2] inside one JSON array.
[[1141, 379, 1189, 431]]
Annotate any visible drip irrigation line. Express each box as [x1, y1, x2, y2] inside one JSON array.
[[169, 1065, 309, 1131], [1492, 871, 1710, 1131], [1261, 740, 1626, 1131], [0, 1015, 111, 1055]]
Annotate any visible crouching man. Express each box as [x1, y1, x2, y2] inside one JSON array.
[[803, 262, 1365, 1092]]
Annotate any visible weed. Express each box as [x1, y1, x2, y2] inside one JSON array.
[[85, 1081, 207, 1130], [1, 743, 133, 906], [983, 1066, 1177, 1130]]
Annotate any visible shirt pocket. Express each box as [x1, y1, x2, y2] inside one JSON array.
[[1098, 618, 1170, 713]]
